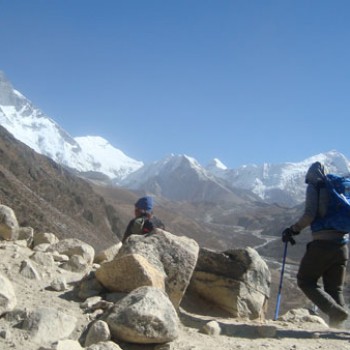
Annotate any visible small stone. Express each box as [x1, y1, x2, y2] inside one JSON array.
[[50, 277, 68, 291], [201, 320, 221, 336]]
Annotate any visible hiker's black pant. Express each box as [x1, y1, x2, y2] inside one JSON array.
[[297, 240, 348, 314]]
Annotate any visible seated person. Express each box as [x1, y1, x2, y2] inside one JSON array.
[[122, 196, 165, 243]]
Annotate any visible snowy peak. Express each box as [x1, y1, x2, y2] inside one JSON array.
[[301, 150, 350, 175], [121, 154, 209, 187], [205, 158, 228, 177], [0, 71, 143, 181], [121, 154, 253, 202], [220, 150, 350, 206], [213, 158, 227, 170], [163, 154, 212, 179], [0, 71, 26, 107], [75, 136, 143, 179]]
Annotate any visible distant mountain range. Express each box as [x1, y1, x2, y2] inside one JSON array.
[[0, 70, 331, 261], [1, 70, 350, 206]]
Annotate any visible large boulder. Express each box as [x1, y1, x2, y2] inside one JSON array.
[[115, 229, 199, 308], [47, 238, 95, 265], [33, 232, 59, 247], [30, 251, 55, 267], [78, 271, 105, 300], [0, 272, 17, 316], [17, 226, 34, 247], [60, 254, 90, 273], [0, 205, 19, 240], [189, 247, 271, 319], [94, 243, 122, 264], [21, 307, 78, 345], [84, 320, 111, 347], [95, 253, 165, 292], [104, 286, 179, 344]]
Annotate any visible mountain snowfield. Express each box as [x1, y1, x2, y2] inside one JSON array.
[[119, 154, 246, 202], [1, 70, 350, 205], [213, 151, 350, 204], [0, 71, 143, 181]]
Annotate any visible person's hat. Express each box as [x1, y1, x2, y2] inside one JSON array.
[[305, 161, 328, 184], [135, 196, 153, 212]]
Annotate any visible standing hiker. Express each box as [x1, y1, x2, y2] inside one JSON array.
[[282, 161, 349, 327], [122, 195, 165, 243]]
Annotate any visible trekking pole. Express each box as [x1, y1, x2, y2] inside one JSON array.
[[274, 240, 289, 321]]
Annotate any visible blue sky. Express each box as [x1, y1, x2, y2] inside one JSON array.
[[1, 1, 350, 168]]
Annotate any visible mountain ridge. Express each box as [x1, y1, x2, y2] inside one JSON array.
[[0, 124, 124, 251], [0, 71, 143, 182], [1, 70, 350, 206]]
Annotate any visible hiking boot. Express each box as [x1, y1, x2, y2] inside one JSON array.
[[328, 305, 348, 328]]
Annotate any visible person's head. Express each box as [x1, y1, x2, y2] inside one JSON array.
[[134, 196, 153, 217], [305, 161, 328, 186]]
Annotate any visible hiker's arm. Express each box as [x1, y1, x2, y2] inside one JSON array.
[[291, 185, 319, 232]]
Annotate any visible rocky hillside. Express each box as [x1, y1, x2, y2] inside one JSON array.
[[0, 205, 349, 350], [0, 124, 123, 251], [1, 117, 350, 339]]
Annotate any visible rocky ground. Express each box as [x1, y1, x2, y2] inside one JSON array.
[[0, 238, 350, 350]]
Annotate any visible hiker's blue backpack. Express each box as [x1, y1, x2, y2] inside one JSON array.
[[311, 174, 350, 232]]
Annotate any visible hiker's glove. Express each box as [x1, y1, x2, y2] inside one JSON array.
[[282, 227, 299, 245]]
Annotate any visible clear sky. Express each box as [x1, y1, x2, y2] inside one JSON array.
[[1, 0, 350, 168]]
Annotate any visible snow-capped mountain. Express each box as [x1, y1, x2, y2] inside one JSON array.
[[119, 150, 350, 206], [205, 158, 228, 178], [205, 150, 350, 206], [120, 154, 259, 202], [1, 70, 350, 207], [0, 71, 143, 181]]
